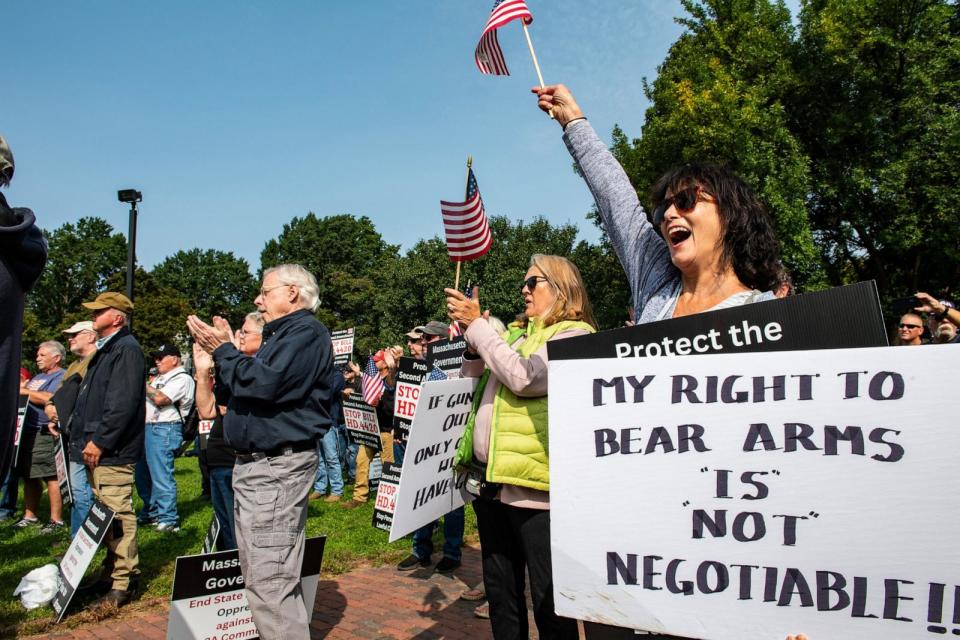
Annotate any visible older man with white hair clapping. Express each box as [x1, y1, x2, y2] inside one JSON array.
[[187, 263, 335, 640]]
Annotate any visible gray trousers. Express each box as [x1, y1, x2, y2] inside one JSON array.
[[233, 449, 318, 640]]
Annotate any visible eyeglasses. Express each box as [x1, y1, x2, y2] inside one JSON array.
[[520, 276, 549, 293], [239, 328, 262, 337], [899, 323, 922, 329], [258, 283, 291, 297], [653, 186, 715, 225]]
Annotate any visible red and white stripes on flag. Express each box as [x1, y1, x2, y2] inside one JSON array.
[[440, 169, 493, 262], [475, 0, 534, 76], [361, 355, 386, 406]]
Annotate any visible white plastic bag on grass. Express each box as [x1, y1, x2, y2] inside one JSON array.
[[13, 563, 60, 610]]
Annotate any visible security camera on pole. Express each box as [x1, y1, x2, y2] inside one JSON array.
[[117, 189, 141, 327]]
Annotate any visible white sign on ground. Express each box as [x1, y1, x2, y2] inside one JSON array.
[[167, 537, 325, 640], [388, 377, 476, 542], [549, 344, 960, 640]]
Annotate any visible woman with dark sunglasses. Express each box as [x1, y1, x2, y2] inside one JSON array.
[[533, 84, 783, 321], [444, 254, 596, 640]]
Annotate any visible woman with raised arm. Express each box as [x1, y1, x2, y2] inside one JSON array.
[[534, 85, 782, 322]]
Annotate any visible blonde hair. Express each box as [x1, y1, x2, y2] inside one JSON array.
[[524, 254, 596, 329]]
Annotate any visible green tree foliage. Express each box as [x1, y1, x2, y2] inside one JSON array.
[[613, 0, 823, 289], [104, 268, 194, 357], [28, 217, 128, 332], [152, 248, 257, 327], [792, 0, 960, 298]]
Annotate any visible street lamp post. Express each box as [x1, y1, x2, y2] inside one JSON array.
[[117, 189, 142, 321]]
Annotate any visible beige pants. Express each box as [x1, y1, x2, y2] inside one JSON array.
[[352, 432, 393, 503], [89, 464, 139, 590]]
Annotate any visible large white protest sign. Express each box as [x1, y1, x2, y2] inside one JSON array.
[[167, 537, 325, 640], [388, 377, 476, 542], [549, 344, 960, 640]]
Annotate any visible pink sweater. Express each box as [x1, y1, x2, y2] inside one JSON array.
[[460, 319, 591, 510]]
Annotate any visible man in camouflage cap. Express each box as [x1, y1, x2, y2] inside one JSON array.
[[0, 134, 48, 481]]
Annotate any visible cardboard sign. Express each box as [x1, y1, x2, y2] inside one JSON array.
[[388, 378, 476, 542], [548, 281, 886, 362], [343, 396, 381, 450], [426, 337, 467, 378], [52, 500, 115, 622], [393, 357, 428, 441], [372, 462, 402, 532], [53, 433, 72, 506], [13, 395, 28, 465], [331, 328, 355, 366], [198, 419, 214, 450], [167, 536, 326, 640], [549, 344, 960, 640], [202, 513, 222, 554]]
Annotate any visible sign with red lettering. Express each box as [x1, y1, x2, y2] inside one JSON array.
[[331, 328, 355, 366], [393, 357, 428, 442]]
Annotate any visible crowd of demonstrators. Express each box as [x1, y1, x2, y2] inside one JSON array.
[[344, 347, 399, 510], [894, 292, 959, 345], [396, 320, 466, 576], [188, 263, 336, 640], [2, 341, 66, 531], [71, 292, 147, 607], [0, 134, 47, 488], [135, 344, 195, 533]]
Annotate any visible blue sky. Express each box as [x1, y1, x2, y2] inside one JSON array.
[[5, 2, 781, 273]]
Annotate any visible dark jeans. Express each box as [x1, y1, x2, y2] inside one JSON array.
[[209, 466, 236, 550], [0, 469, 19, 517], [412, 506, 465, 561], [473, 498, 578, 640]]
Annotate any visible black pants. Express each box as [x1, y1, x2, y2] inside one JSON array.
[[473, 497, 578, 640]]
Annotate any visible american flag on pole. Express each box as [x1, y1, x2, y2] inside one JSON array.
[[475, 0, 534, 76], [361, 355, 386, 406], [448, 284, 473, 339], [440, 169, 493, 262]]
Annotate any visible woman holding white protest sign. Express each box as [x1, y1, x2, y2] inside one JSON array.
[[445, 254, 595, 640], [533, 84, 783, 322]]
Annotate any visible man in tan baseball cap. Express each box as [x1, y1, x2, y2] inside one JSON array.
[[82, 292, 134, 315]]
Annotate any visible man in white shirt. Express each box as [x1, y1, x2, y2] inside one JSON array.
[[136, 344, 194, 533]]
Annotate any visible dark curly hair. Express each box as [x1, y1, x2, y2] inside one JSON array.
[[650, 163, 782, 292]]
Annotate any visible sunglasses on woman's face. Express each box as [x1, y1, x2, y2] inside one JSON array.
[[520, 276, 549, 294], [653, 186, 712, 225]]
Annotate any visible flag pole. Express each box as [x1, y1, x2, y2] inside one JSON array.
[[521, 21, 554, 119], [454, 156, 472, 291]]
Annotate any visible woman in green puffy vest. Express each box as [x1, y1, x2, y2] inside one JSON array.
[[444, 254, 596, 640]]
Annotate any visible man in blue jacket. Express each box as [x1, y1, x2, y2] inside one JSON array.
[[187, 263, 334, 640], [71, 292, 146, 607]]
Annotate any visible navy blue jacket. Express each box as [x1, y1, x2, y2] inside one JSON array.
[[214, 309, 335, 451], [70, 327, 147, 465]]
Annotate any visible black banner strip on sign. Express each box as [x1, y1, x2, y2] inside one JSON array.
[[171, 537, 326, 601], [548, 281, 886, 361]]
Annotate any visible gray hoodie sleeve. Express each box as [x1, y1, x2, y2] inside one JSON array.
[[562, 120, 678, 320]]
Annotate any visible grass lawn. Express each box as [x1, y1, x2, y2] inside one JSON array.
[[0, 455, 477, 638]]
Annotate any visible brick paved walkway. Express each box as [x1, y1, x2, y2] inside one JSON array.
[[22, 544, 531, 640]]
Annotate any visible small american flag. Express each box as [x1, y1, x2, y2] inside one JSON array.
[[361, 355, 386, 406], [440, 170, 492, 262], [426, 366, 449, 382], [448, 284, 473, 338], [475, 0, 534, 76]]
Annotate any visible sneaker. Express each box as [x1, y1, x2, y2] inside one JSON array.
[[474, 602, 489, 619], [323, 494, 341, 503], [136, 514, 157, 526], [12, 516, 39, 529], [155, 522, 180, 533], [435, 557, 461, 574], [341, 500, 365, 510], [397, 554, 431, 571], [39, 520, 65, 534]]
